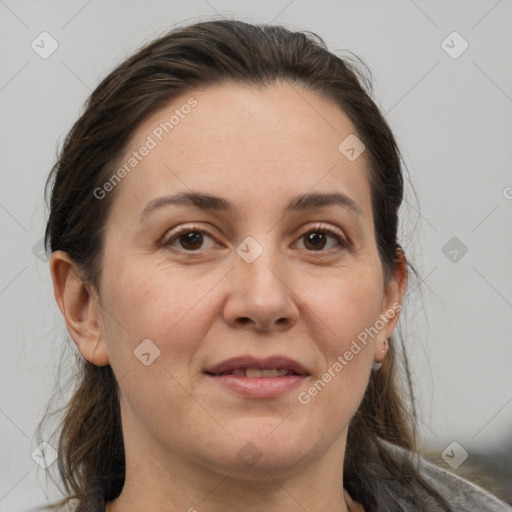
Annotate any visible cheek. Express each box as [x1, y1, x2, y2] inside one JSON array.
[[100, 258, 223, 369], [99, 262, 221, 429], [298, 267, 382, 401], [305, 266, 384, 347]]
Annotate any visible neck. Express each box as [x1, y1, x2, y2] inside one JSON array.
[[106, 428, 351, 512]]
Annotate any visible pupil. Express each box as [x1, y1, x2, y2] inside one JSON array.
[[181, 231, 202, 250], [306, 232, 325, 250]]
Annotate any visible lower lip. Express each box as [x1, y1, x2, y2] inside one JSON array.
[[205, 374, 308, 398]]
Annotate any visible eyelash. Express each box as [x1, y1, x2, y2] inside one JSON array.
[[162, 223, 349, 255]]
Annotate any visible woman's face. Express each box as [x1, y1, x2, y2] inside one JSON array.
[[83, 82, 405, 476]]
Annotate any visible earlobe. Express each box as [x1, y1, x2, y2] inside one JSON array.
[[49, 250, 110, 366]]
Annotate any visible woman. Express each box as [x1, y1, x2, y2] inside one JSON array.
[[38, 19, 511, 512]]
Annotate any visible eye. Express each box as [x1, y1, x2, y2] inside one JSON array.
[[295, 223, 348, 252], [162, 223, 348, 253], [163, 225, 220, 252]]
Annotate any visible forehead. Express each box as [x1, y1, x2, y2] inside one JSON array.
[[109, 81, 373, 222]]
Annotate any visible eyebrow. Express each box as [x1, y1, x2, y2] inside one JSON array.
[[139, 191, 364, 221]]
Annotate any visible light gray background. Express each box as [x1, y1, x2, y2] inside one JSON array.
[[1, 0, 511, 509]]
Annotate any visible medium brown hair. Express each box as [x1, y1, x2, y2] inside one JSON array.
[[38, 19, 451, 511]]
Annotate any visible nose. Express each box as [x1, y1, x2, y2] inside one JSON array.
[[222, 244, 300, 332]]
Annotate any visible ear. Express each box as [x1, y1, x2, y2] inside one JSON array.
[[49, 250, 110, 366], [374, 247, 408, 361]]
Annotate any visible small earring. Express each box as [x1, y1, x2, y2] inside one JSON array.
[[372, 339, 389, 371], [371, 361, 382, 371]]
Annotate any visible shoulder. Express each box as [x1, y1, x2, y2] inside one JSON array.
[[416, 453, 512, 511], [380, 440, 512, 512]]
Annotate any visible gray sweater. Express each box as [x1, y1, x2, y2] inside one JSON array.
[[413, 457, 511, 511], [368, 440, 512, 511]]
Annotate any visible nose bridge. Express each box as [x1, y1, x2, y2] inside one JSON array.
[[223, 231, 298, 330], [235, 232, 288, 296]]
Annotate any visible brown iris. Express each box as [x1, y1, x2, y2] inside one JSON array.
[[303, 231, 328, 251], [179, 231, 204, 250]]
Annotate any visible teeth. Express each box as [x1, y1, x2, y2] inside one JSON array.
[[245, 368, 290, 378], [218, 368, 295, 377]]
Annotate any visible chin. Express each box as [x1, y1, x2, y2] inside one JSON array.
[[200, 419, 320, 476]]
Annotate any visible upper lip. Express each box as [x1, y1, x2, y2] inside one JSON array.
[[205, 355, 310, 376]]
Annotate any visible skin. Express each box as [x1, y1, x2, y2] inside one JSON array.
[[50, 81, 407, 512]]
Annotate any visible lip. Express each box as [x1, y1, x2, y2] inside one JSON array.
[[204, 355, 310, 398], [204, 355, 309, 376]]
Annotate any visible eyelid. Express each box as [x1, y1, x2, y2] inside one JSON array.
[[297, 222, 345, 239]]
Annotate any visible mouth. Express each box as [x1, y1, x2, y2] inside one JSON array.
[[204, 355, 309, 377], [208, 368, 302, 378], [204, 355, 310, 398]]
